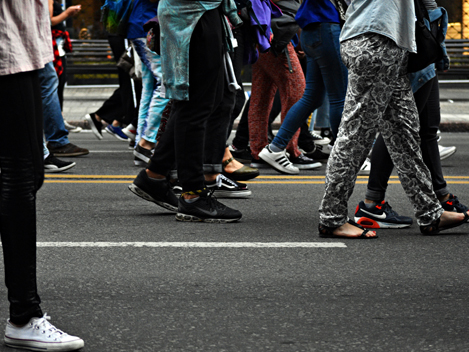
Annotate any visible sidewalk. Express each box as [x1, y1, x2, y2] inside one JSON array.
[[63, 84, 469, 132]]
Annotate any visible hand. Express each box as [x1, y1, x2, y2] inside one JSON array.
[[296, 50, 305, 60], [66, 5, 81, 17]]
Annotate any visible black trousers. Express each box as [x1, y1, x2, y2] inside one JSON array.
[[148, 8, 234, 192], [0, 70, 44, 324], [95, 35, 141, 125], [367, 76, 448, 200]]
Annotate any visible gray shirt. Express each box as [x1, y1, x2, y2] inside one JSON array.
[[339, 0, 417, 53], [0, 1, 53, 76]]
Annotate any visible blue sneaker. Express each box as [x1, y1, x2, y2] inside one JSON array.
[[354, 200, 413, 229], [105, 125, 129, 141]]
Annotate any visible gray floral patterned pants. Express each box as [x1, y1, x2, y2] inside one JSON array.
[[319, 33, 443, 227]]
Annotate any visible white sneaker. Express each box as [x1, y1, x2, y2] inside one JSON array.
[[310, 132, 331, 146], [4, 314, 84, 351], [439, 145, 456, 160], [258, 145, 299, 174], [358, 157, 371, 175], [122, 124, 137, 141], [63, 120, 82, 133]]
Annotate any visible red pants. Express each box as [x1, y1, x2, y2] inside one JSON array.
[[248, 43, 305, 159]]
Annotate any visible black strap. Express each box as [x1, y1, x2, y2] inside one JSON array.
[[414, 0, 430, 22]]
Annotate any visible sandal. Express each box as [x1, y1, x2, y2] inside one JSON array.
[[420, 212, 469, 235], [222, 157, 259, 181], [318, 220, 378, 239]]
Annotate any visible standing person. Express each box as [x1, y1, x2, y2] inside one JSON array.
[[318, 0, 469, 238], [259, 0, 347, 174], [0, 1, 84, 351], [129, 0, 244, 222]]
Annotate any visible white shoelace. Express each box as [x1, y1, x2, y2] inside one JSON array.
[[216, 174, 238, 188], [31, 314, 68, 340]]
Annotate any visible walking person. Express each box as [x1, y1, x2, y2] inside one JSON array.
[[318, 0, 469, 238], [129, 0, 245, 222], [0, 1, 84, 350], [353, 1, 469, 229], [259, 0, 347, 174]]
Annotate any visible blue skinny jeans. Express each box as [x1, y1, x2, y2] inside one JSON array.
[[272, 23, 348, 150]]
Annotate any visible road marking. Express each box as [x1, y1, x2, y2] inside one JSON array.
[[33, 242, 347, 248], [43, 175, 469, 185]]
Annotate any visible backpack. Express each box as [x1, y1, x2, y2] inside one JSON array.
[[270, 0, 301, 57], [101, 0, 134, 36]]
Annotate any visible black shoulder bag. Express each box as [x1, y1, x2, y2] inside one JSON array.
[[407, 0, 444, 73]]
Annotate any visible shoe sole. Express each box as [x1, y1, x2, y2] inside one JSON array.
[[134, 159, 148, 167], [293, 162, 322, 170], [440, 147, 456, 160], [354, 216, 412, 229], [211, 189, 252, 198], [133, 150, 151, 163], [128, 184, 178, 212], [51, 151, 89, 157], [85, 114, 103, 140], [258, 151, 299, 175], [105, 128, 128, 141], [5, 337, 84, 352], [44, 162, 77, 173], [175, 213, 242, 223]]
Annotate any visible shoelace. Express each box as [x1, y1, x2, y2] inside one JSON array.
[[381, 202, 398, 217], [216, 174, 238, 188], [310, 132, 324, 140], [31, 314, 68, 340]]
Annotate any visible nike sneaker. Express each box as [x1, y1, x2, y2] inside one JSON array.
[[354, 200, 413, 229], [176, 189, 242, 223], [440, 194, 469, 222]]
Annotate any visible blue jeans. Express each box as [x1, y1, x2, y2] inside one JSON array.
[[309, 94, 331, 131], [38, 62, 69, 148], [272, 23, 348, 150], [132, 38, 169, 144]]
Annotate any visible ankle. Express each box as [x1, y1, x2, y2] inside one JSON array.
[[438, 194, 450, 202], [138, 139, 155, 150], [205, 174, 218, 183], [146, 169, 165, 180]]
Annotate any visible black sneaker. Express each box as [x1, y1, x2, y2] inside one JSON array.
[[133, 145, 153, 164], [229, 145, 252, 164], [44, 154, 76, 173], [250, 157, 270, 169], [320, 128, 333, 140], [289, 153, 322, 170], [310, 131, 331, 145], [441, 194, 469, 221], [85, 113, 103, 140], [176, 190, 242, 223], [171, 180, 183, 196], [206, 174, 252, 198], [128, 169, 178, 212], [354, 200, 413, 229], [305, 144, 331, 161], [47, 143, 89, 157]]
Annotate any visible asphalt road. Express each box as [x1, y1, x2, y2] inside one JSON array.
[[0, 132, 468, 352]]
